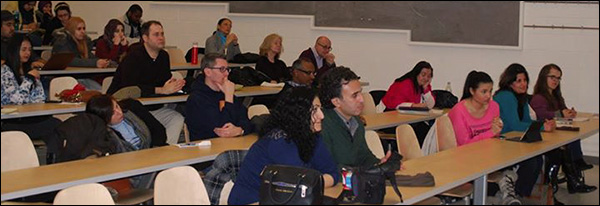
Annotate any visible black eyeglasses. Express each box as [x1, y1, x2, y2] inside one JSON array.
[[317, 43, 332, 51], [547, 75, 562, 81], [209, 66, 231, 73], [295, 68, 317, 76]]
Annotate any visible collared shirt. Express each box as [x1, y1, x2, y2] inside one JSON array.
[[310, 46, 324, 69], [110, 120, 141, 150], [334, 109, 359, 137]]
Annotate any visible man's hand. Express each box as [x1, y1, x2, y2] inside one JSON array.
[[214, 123, 243, 137]]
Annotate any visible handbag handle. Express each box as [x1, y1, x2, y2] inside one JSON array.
[[267, 171, 306, 205]]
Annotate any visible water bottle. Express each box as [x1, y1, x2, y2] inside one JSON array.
[[445, 82, 452, 93], [191, 42, 199, 65]]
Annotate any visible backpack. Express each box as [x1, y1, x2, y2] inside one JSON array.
[[55, 114, 126, 162], [231, 52, 260, 64], [228, 66, 272, 86], [432, 90, 458, 109]]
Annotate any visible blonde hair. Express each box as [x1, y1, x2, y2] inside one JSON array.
[[259, 33, 283, 59], [65, 16, 89, 59]]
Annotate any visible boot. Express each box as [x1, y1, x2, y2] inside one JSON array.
[[575, 159, 594, 171], [563, 150, 597, 194], [497, 169, 522, 205], [547, 164, 560, 194]]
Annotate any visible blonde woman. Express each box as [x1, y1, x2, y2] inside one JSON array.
[[256, 33, 290, 83]]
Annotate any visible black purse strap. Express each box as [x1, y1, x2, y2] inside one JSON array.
[[267, 171, 306, 205], [385, 172, 404, 203]]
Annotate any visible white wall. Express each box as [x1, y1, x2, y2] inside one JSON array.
[[8, 1, 598, 156]]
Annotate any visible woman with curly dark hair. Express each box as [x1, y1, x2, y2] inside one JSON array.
[[228, 86, 340, 205]]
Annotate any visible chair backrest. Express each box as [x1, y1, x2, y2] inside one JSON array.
[[247, 104, 270, 119], [41, 50, 52, 61], [365, 130, 385, 159], [361, 92, 378, 115], [171, 71, 184, 80], [165, 48, 186, 65], [219, 181, 234, 205], [396, 124, 423, 160], [436, 115, 457, 152], [369, 90, 387, 106], [101, 76, 113, 94], [154, 166, 210, 205], [53, 183, 115, 205], [49, 76, 78, 101], [1, 131, 39, 172]]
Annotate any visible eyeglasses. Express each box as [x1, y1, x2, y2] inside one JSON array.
[[317, 43, 333, 51], [209, 66, 231, 73], [547, 75, 562, 81], [295, 68, 317, 76]]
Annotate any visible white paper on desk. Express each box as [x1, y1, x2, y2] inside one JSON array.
[[176, 140, 211, 148], [260, 82, 285, 87], [60, 102, 84, 105], [1, 108, 18, 114], [572, 117, 589, 122]]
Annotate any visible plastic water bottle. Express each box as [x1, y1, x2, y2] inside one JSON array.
[[191, 42, 199, 65], [445, 82, 452, 93]]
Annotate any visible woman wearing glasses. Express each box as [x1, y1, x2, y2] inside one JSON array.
[[530, 64, 596, 199], [185, 53, 254, 141]]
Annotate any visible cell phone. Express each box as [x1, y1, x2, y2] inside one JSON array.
[[45, 100, 62, 103]]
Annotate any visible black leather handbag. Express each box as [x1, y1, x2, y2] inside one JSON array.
[[259, 165, 324, 205]]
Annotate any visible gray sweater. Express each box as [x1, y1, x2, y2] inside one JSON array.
[[205, 31, 241, 61]]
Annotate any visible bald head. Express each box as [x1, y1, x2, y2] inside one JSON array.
[[314, 36, 332, 58]]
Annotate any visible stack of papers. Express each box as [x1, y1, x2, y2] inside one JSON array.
[[260, 82, 285, 87]]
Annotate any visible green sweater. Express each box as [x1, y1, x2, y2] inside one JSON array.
[[321, 109, 380, 169]]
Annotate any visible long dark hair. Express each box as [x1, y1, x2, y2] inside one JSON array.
[[5, 34, 33, 85], [260, 87, 318, 163], [496, 63, 530, 120], [18, 1, 36, 25], [394, 61, 433, 94], [86, 95, 116, 124], [318, 66, 360, 109], [533, 64, 566, 111], [461, 71, 493, 100], [102, 19, 125, 44]]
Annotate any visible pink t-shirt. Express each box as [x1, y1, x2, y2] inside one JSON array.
[[448, 100, 500, 146]]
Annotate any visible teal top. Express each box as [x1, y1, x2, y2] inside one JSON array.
[[493, 90, 538, 133]]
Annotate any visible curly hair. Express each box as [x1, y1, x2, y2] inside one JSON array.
[[318, 66, 360, 109], [496, 63, 530, 120], [260, 86, 318, 163]]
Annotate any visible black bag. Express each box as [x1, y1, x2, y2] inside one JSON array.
[[432, 90, 458, 109], [340, 152, 404, 204], [55, 114, 124, 162], [259, 165, 324, 205], [232, 52, 260, 63], [228, 66, 272, 86]]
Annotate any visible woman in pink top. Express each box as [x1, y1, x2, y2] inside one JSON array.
[[449, 71, 503, 146]]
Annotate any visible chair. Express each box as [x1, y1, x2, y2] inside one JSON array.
[[396, 125, 472, 204], [49, 76, 78, 101], [247, 104, 270, 119], [1, 131, 39, 172], [40, 50, 52, 61], [369, 90, 387, 106], [436, 115, 457, 152], [112, 86, 141, 101], [183, 123, 191, 143], [219, 181, 234, 205], [361, 92, 378, 116], [101, 76, 113, 94], [171, 71, 184, 80], [365, 130, 385, 159], [53, 183, 115, 205], [154, 166, 210, 205], [165, 48, 186, 65]]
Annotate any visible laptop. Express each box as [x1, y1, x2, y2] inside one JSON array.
[[505, 121, 543, 143], [37, 53, 76, 70]]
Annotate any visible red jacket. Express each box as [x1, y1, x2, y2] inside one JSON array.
[[95, 38, 128, 62], [382, 78, 433, 109]]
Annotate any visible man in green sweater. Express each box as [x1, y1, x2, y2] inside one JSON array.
[[318, 66, 390, 169]]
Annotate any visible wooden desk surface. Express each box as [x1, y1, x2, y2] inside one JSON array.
[[363, 110, 444, 130], [1, 135, 258, 201], [1, 86, 282, 120], [325, 115, 599, 205]]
